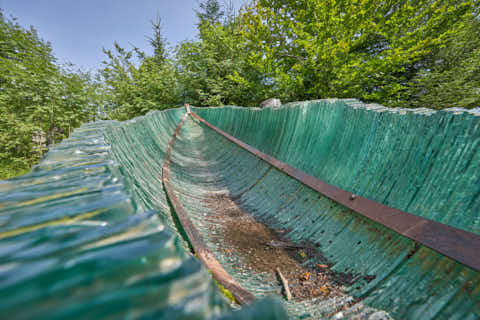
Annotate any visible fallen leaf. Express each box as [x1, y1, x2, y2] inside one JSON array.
[[300, 272, 310, 281], [319, 285, 330, 295]]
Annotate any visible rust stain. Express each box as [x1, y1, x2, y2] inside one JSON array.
[[162, 109, 255, 305], [190, 111, 480, 272]]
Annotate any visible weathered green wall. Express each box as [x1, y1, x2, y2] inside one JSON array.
[[0, 99, 478, 319], [0, 109, 286, 319], [194, 100, 480, 319]]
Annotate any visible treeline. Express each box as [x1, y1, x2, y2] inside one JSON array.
[[0, 10, 101, 178], [101, 0, 479, 117], [1, 0, 479, 178]]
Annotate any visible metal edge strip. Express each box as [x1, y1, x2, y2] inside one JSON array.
[[190, 110, 480, 271], [162, 109, 256, 305]]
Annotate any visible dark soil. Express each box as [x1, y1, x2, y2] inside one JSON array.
[[201, 194, 366, 302]]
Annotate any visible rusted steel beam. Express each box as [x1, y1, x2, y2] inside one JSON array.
[[190, 111, 480, 271], [162, 110, 256, 305]]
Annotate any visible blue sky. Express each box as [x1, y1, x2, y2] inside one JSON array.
[[0, 0, 249, 71]]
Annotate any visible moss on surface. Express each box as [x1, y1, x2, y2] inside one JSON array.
[[214, 278, 237, 304], [0, 163, 30, 180]]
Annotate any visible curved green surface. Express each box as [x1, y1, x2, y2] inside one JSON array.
[[192, 100, 480, 319], [0, 110, 286, 319], [0, 99, 478, 319]]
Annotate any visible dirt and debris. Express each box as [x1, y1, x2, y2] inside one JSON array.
[[201, 194, 373, 302]]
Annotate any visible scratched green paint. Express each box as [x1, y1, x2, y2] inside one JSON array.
[[0, 109, 287, 319], [0, 99, 478, 319], [193, 100, 480, 319]]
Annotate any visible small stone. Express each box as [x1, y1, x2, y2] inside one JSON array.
[[259, 98, 282, 109]]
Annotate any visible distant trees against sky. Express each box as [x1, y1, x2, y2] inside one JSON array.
[[100, 0, 479, 115], [1, 0, 479, 177], [0, 10, 101, 178]]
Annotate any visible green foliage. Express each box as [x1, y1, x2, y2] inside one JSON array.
[[172, 0, 478, 109], [1, 0, 478, 179], [0, 10, 98, 174], [196, 0, 225, 24], [405, 16, 480, 109], [100, 42, 180, 120], [240, 0, 478, 107], [0, 161, 30, 180], [148, 15, 168, 65], [176, 17, 268, 107], [99, 14, 181, 121]]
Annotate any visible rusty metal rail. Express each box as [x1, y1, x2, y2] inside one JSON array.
[[162, 111, 255, 305], [190, 110, 480, 271]]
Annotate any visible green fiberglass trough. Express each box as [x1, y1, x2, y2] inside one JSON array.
[[0, 99, 479, 319], [0, 112, 285, 320]]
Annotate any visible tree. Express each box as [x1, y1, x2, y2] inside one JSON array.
[[240, 0, 478, 107], [0, 10, 98, 178], [197, 0, 225, 24], [176, 6, 269, 107], [405, 16, 480, 109], [148, 15, 168, 65], [100, 19, 180, 120]]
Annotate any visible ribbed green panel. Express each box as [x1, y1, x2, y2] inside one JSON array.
[[191, 101, 479, 319], [195, 101, 480, 233], [0, 110, 287, 319], [103, 108, 185, 227], [0, 99, 478, 319], [166, 117, 368, 319]]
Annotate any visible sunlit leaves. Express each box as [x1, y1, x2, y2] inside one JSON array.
[[242, 0, 477, 106], [0, 10, 98, 175]]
